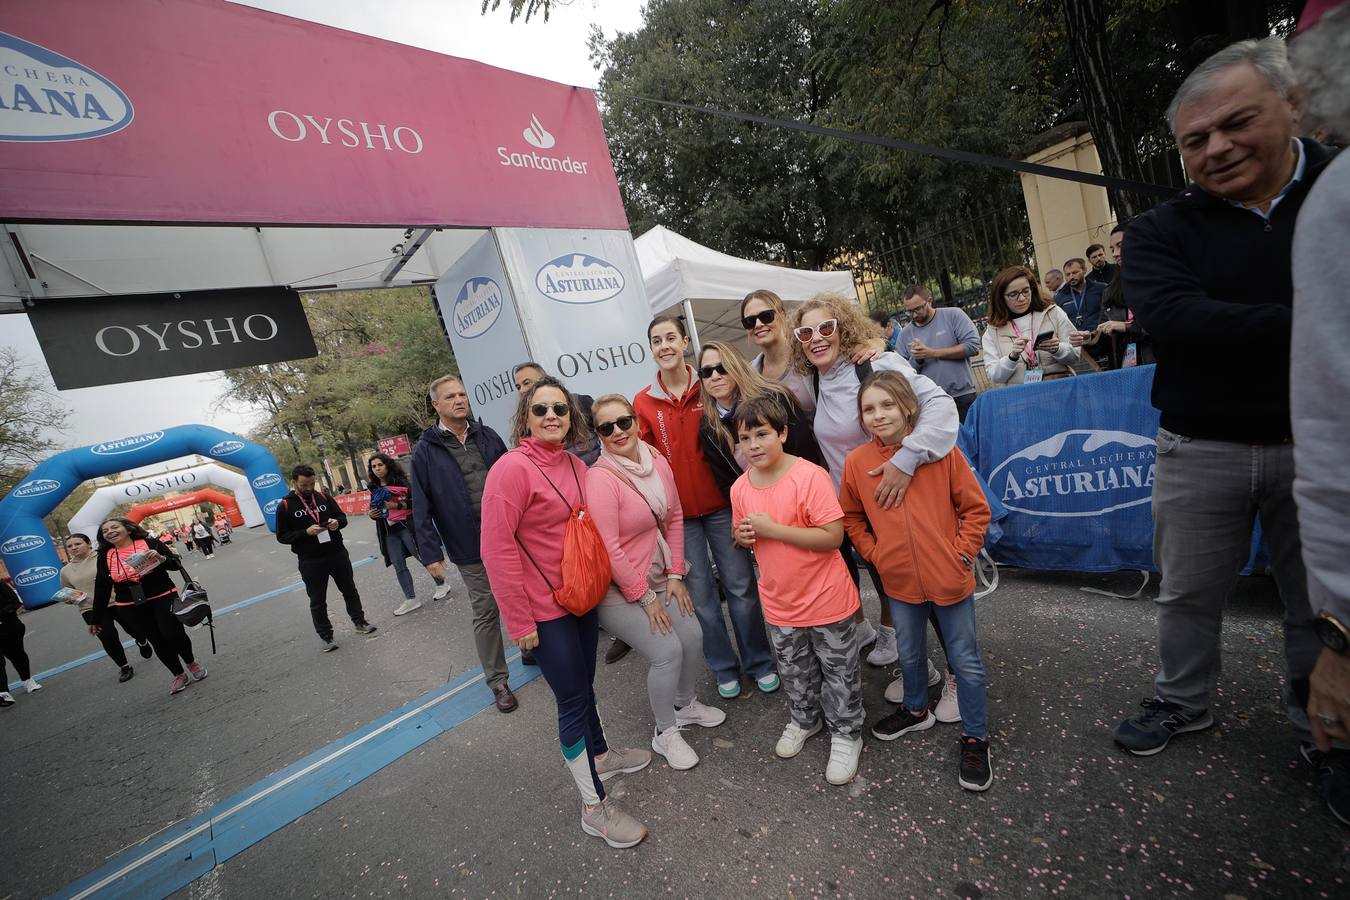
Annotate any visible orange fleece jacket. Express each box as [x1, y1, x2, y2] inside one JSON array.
[[839, 439, 990, 604]]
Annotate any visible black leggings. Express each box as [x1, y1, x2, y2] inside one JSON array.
[[112, 597, 194, 676], [839, 536, 950, 666], [197, 536, 215, 555], [82, 609, 133, 668], [1, 613, 32, 684]]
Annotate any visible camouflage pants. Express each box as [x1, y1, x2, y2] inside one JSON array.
[[767, 615, 864, 739]]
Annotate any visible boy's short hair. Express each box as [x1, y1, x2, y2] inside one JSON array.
[[732, 396, 789, 436]]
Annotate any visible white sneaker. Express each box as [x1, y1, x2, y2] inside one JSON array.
[[934, 673, 961, 723], [855, 618, 878, 651], [825, 734, 864, 785], [866, 624, 898, 665], [775, 720, 823, 759], [0, 691, 14, 707], [675, 698, 727, 728], [432, 582, 452, 601], [884, 660, 942, 704], [652, 725, 699, 770], [393, 599, 422, 617], [23, 679, 42, 693]]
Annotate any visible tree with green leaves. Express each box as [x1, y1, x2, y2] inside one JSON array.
[[0, 346, 68, 499]]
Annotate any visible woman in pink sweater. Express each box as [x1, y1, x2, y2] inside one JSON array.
[[586, 394, 727, 773], [481, 376, 651, 850]]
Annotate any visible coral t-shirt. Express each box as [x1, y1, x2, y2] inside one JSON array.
[[730, 457, 860, 628]]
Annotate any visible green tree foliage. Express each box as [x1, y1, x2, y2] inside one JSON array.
[[218, 288, 455, 477], [0, 346, 68, 498]]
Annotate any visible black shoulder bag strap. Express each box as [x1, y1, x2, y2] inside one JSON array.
[[812, 359, 875, 398]]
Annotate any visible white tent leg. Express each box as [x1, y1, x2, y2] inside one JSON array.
[[682, 297, 702, 356]]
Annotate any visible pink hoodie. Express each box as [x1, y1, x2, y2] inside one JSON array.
[[585, 451, 686, 602], [481, 436, 588, 639]]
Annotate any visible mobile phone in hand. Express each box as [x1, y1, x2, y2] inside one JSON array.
[[1034, 330, 1055, 347]]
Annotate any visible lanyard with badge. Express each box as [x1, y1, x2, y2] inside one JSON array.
[[298, 492, 332, 543], [1009, 315, 1043, 383]]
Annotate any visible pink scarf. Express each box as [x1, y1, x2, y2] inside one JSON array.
[[598, 439, 671, 572]]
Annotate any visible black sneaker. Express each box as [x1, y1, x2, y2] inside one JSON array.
[[321, 637, 339, 652], [605, 638, 631, 665], [872, 706, 935, 741], [1113, 698, 1213, 756], [353, 622, 377, 635], [958, 735, 993, 792], [137, 639, 153, 659], [118, 665, 135, 683], [1301, 743, 1350, 826]]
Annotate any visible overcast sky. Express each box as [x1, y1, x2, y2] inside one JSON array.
[[2, 0, 644, 469]]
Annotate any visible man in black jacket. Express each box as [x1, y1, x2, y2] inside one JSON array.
[[1113, 36, 1340, 812], [277, 464, 376, 651]]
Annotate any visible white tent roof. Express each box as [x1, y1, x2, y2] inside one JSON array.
[[634, 225, 857, 355]]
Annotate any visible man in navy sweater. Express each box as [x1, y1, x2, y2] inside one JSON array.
[[411, 375, 517, 713], [1053, 258, 1105, 331], [1113, 37, 1341, 817]]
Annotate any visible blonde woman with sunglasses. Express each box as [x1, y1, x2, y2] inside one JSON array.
[[790, 292, 961, 681]]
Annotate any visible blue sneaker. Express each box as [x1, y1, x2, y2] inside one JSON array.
[[756, 672, 780, 694], [718, 679, 742, 699], [1114, 698, 1213, 756]]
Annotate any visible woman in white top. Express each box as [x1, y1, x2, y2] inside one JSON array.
[[981, 266, 1080, 385]]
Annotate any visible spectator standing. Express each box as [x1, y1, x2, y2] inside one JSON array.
[[1111, 39, 1341, 827], [0, 575, 41, 706], [981, 267, 1080, 385], [1044, 268, 1065, 294], [869, 309, 902, 352], [895, 285, 982, 421], [1054, 258, 1106, 331], [1289, 0, 1350, 823], [193, 518, 215, 559], [1086, 242, 1120, 285], [1073, 223, 1154, 369], [60, 533, 147, 683], [276, 464, 377, 652], [366, 452, 451, 617], [411, 376, 519, 710]]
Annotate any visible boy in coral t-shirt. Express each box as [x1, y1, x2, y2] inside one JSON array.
[[730, 397, 864, 786]]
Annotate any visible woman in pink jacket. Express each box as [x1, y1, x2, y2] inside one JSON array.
[[481, 376, 652, 850], [586, 394, 727, 773]]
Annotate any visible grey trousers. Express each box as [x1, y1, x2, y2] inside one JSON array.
[[457, 562, 509, 689], [767, 614, 864, 739], [597, 593, 703, 732], [1151, 428, 1317, 738]]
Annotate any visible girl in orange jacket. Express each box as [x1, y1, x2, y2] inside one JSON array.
[[839, 372, 995, 792]]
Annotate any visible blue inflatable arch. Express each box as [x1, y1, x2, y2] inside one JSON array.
[[0, 424, 287, 609]]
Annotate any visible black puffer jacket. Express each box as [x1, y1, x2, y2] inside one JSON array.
[[93, 536, 182, 615], [697, 394, 825, 498]]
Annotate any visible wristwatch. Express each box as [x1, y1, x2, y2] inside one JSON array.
[[1314, 611, 1350, 654]]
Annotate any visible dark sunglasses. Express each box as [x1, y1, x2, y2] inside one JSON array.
[[741, 309, 776, 330], [595, 415, 635, 437], [698, 363, 728, 379], [529, 402, 570, 418]]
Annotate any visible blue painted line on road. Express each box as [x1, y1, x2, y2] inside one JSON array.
[[51, 652, 542, 900], [9, 556, 379, 692]]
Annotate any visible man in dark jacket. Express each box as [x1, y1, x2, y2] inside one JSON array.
[[1112, 37, 1341, 818], [277, 464, 376, 652], [411, 375, 516, 713], [1053, 258, 1106, 330]]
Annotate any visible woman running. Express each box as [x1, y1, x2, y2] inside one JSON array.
[[0, 575, 41, 707], [366, 452, 451, 616]]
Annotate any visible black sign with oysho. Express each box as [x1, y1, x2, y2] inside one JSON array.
[[27, 287, 317, 389]]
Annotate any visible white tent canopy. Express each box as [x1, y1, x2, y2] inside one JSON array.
[[634, 226, 857, 357]]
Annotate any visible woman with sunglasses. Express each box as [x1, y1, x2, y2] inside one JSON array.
[[696, 341, 824, 497], [791, 293, 962, 699], [481, 376, 652, 849], [585, 394, 725, 771], [634, 315, 779, 701], [981, 266, 1079, 385], [741, 289, 885, 414]]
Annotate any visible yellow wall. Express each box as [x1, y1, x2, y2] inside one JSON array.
[[1020, 132, 1117, 282]]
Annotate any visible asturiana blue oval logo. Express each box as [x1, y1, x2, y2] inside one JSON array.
[[252, 473, 282, 490], [209, 440, 246, 457], [535, 254, 625, 304], [13, 565, 59, 587], [991, 429, 1157, 518], [0, 32, 135, 142], [12, 478, 61, 498], [1, 534, 46, 554], [263, 498, 282, 515], [452, 277, 504, 339], [91, 431, 164, 456]]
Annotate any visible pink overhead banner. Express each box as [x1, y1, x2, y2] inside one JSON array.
[[0, 0, 628, 229]]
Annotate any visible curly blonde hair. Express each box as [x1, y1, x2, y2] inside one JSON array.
[[790, 292, 879, 375]]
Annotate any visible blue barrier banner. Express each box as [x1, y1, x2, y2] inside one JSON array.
[[958, 366, 1160, 572]]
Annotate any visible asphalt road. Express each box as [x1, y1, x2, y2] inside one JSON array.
[[1, 520, 1347, 899]]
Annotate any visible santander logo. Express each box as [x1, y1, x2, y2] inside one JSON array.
[[522, 114, 555, 150]]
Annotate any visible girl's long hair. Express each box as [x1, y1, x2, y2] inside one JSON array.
[[366, 452, 408, 488], [987, 266, 1050, 327], [697, 341, 798, 453]]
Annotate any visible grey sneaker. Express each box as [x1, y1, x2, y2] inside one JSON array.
[[581, 799, 647, 848], [353, 621, 377, 635], [321, 637, 339, 652], [594, 747, 652, 782]]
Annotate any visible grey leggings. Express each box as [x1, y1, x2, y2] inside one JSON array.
[[384, 525, 444, 600], [597, 593, 703, 732]]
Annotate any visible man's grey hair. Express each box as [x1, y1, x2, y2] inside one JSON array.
[[1167, 37, 1295, 133], [428, 374, 463, 400], [1291, 4, 1350, 139], [511, 361, 546, 379], [1046, 268, 1064, 278]]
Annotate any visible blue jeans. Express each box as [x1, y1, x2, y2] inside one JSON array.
[[682, 506, 775, 682], [384, 524, 444, 600], [888, 595, 987, 738]]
